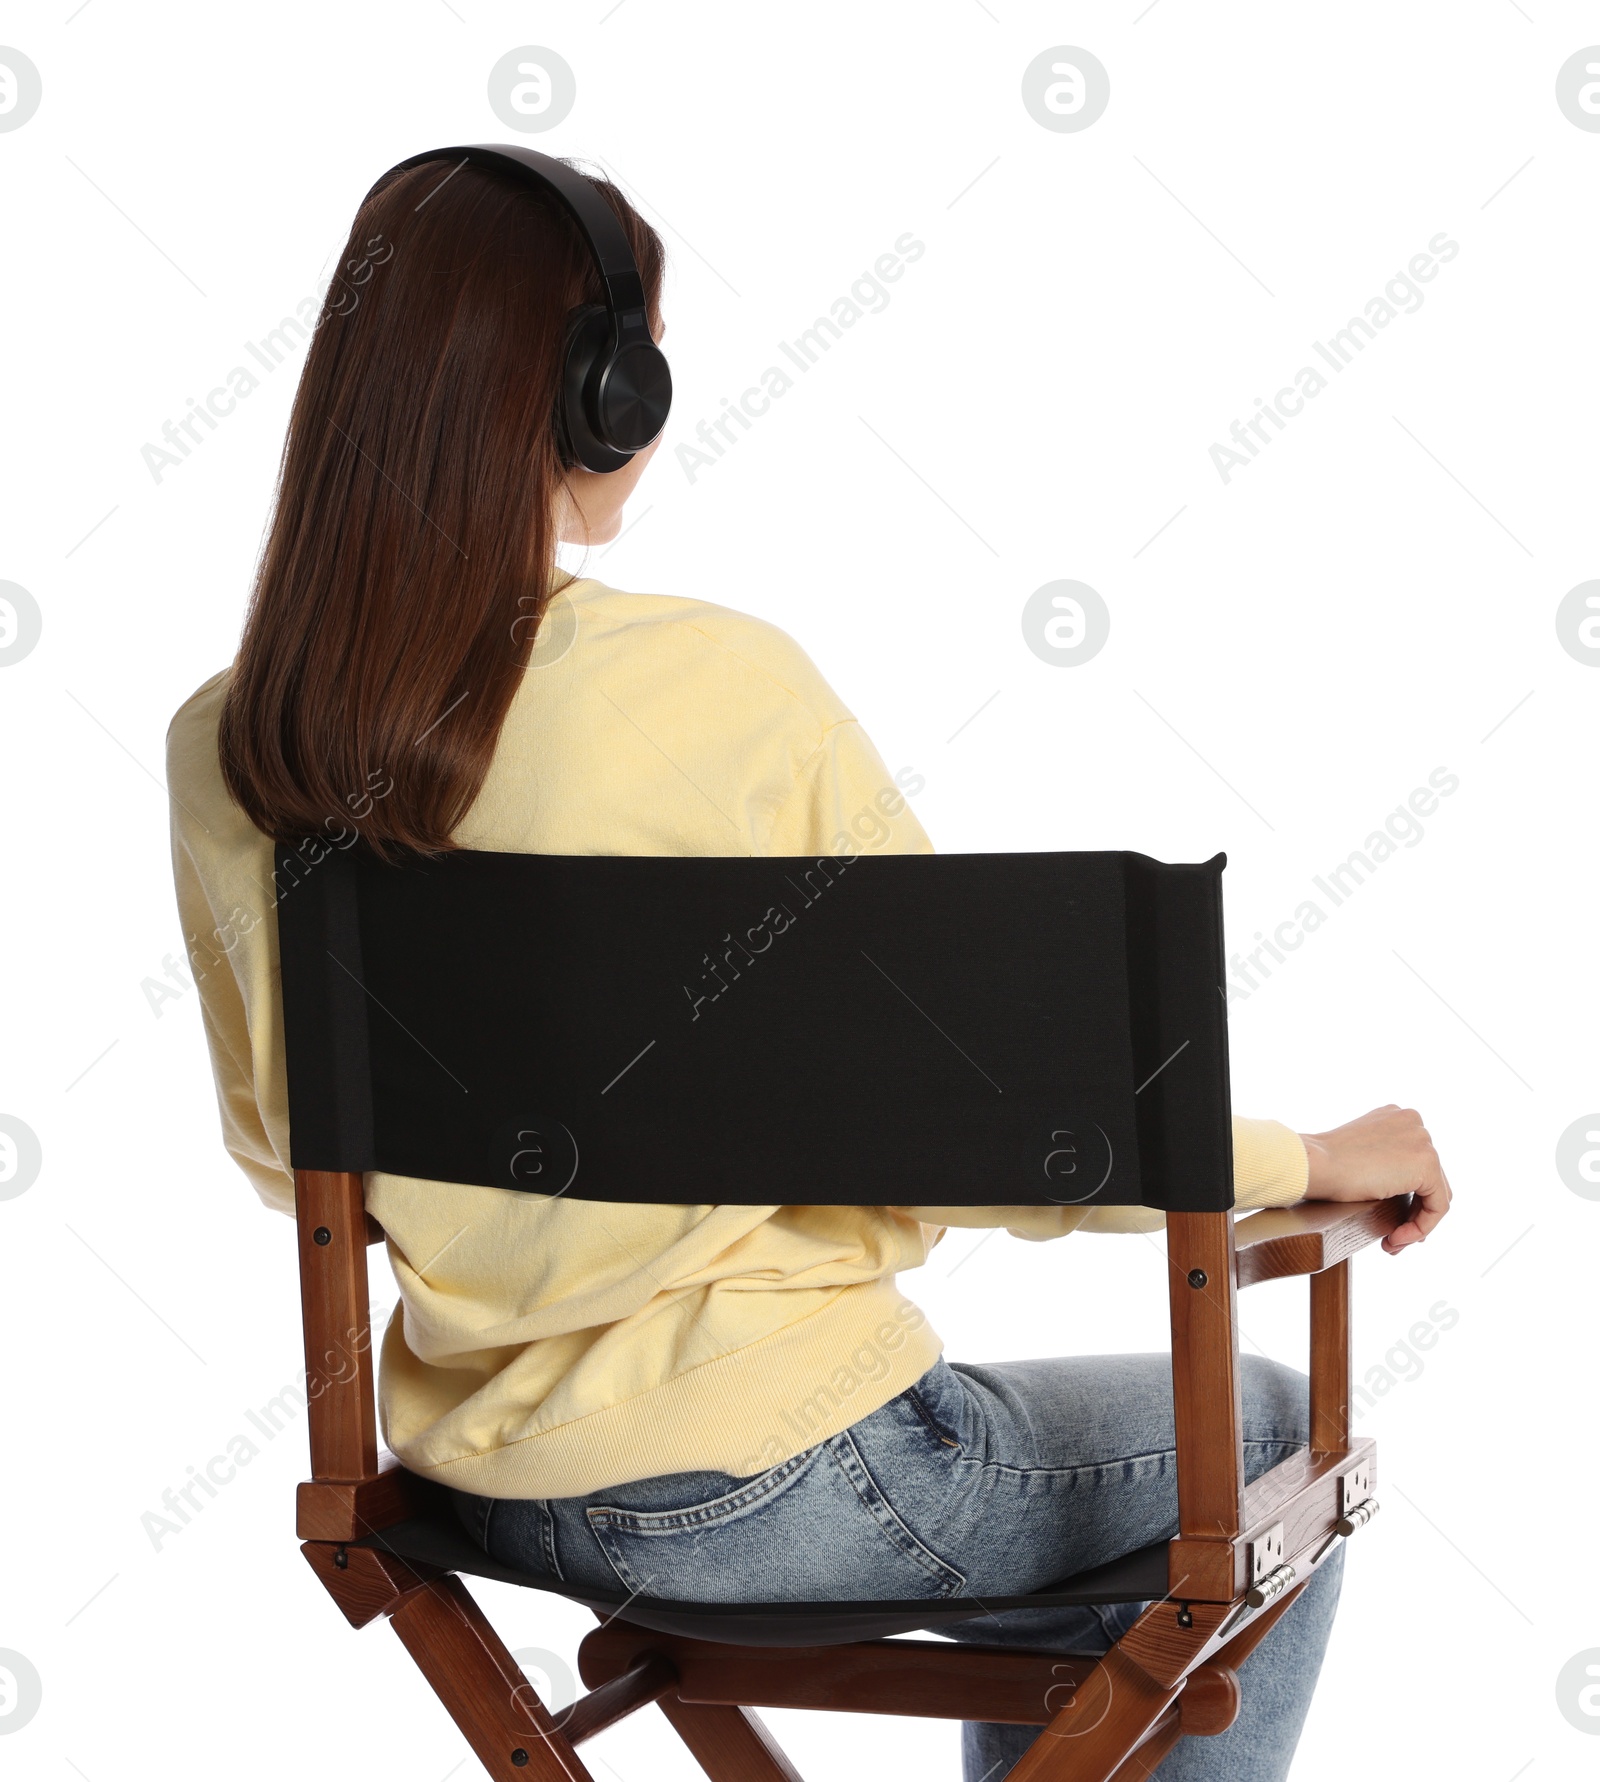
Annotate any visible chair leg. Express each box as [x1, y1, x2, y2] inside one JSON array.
[[389, 1575, 595, 1781], [1104, 1705, 1184, 1781], [657, 1696, 804, 1782], [1002, 1645, 1180, 1782]]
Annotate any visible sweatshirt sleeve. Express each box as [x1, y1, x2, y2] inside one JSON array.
[[897, 1116, 1309, 1241], [1228, 1115, 1312, 1210], [166, 681, 299, 1218]]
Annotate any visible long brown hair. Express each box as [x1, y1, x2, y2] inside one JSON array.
[[218, 157, 665, 860]]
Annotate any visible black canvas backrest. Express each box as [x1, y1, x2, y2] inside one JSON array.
[[273, 845, 1235, 1211]]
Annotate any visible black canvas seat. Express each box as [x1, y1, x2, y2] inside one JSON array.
[[360, 1473, 1171, 1646]]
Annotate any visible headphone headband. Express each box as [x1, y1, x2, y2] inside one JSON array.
[[381, 145, 650, 324], [367, 143, 671, 472]]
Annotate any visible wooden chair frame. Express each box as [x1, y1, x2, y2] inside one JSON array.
[[293, 1167, 1406, 1780]]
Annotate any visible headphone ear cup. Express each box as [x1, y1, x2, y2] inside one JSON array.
[[558, 305, 634, 474], [597, 338, 672, 455]]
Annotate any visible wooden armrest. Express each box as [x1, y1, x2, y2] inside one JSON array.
[[1234, 1195, 1411, 1289]]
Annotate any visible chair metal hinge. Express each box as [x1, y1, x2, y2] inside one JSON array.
[[1216, 1558, 1299, 1641], [1220, 1467, 1378, 1642], [1248, 1523, 1286, 1586], [1337, 1497, 1379, 1535], [1309, 1492, 1380, 1567], [1245, 1562, 1297, 1610], [1337, 1458, 1374, 1518]]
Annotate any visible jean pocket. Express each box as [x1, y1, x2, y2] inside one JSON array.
[[900, 1359, 971, 1453], [585, 1433, 966, 1603]]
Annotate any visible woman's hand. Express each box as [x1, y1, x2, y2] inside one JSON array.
[[1297, 1104, 1452, 1255]]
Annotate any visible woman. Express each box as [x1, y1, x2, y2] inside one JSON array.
[[167, 152, 1452, 1780]]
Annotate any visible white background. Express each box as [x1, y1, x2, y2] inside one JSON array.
[[1, 4, 1596, 1779]]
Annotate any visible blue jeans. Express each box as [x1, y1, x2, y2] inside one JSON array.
[[453, 1352, 1344, 1780]]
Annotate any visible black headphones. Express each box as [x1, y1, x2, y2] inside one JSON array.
[[374, 143, 672, 474]]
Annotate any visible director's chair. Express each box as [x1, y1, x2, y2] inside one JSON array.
[[274, 842, 1405, 1780]]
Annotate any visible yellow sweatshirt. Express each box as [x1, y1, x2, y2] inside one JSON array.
[[166, 577, 1309, 1499]]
